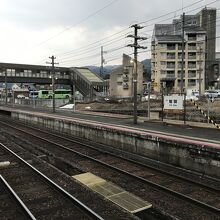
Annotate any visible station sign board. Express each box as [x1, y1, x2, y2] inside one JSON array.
[[164, 95, 184, 113]]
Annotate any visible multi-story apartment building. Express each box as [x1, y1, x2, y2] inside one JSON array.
[[151, 8, 216, 93], [110, 54, 144, 98]]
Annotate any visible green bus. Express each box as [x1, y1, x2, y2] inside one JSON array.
[[38, 89, 72, 99]]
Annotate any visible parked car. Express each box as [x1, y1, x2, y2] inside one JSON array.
[[204, 90, 219, 99], [29, 91, 38, 99], [141, 94, 158, 101], [185, 91, 199, 101], [17, 94, 26, 99]]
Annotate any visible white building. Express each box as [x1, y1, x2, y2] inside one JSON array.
[[150, 8, 217, 94], [151, 28, 206, 94], [110, 54, 144, 98]]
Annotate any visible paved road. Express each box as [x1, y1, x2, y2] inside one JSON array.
[[1, 104, 220, 144]]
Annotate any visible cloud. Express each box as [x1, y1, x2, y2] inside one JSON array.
[[0, 0, 219, 65]]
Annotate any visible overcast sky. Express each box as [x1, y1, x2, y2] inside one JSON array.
[[0, 0, 219, 67]]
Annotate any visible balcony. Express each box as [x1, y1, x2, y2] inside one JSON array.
[[167, 46, 176, 50], [166, 62, 175, 69], [123, 69, 129, 74], [160, 71, 176, 82], [177, 82, 185, 87], [188, 52, 196, 60], [166, 65, 175, 69], [188, 63, 196, 69], [161, 72, 176, 81], [178, 54, 185, 59], [178, 63, 185, 69], [188, 82, 196, 87], [178, 46, 184, 50], [123, 83, 129, 89], [167, 55, 175, 59], [123, 75, 129, 82], [188, 55, 196, 59], [188, 37, 196, 41], [188, 45, 196, 50], [178, 72, 185, 78], [188, 73, 196, 78]]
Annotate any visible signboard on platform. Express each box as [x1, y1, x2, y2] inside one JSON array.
[[164, 95, 184, 113]]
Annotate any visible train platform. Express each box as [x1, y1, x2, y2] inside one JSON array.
[[0, 104, 219, 146], [0, 104, 219, 178]]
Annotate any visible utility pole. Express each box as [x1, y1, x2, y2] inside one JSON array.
[[127, 24, 147, 124], [46, 56, 58, 113], [181, 12, 185, 94], [198, 46, 203, 96]]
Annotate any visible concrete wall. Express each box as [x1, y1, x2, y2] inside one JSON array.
[[11, 111, 220, 178]]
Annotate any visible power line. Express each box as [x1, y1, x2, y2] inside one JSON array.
[[58, 35, 128, 59], [35, 0, 121, 47], [56, 0, 209, 57], [58, 2, 220, 67], [57, 1, 219, 64], [59, 17, 220, 66]]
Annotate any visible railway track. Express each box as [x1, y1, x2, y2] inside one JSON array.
[[0, 174, 35, 220], [0, 117, 220, 219], [0, 142, 104, 220]]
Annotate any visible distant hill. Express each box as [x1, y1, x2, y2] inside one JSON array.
[[141, 59, 151, 71], [85, 59, 151, 80], [141, 59, 151, 81], [85, 65, 120, 75]]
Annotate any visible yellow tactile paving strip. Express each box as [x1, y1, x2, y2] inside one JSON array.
[[73, 172, 152, 213]]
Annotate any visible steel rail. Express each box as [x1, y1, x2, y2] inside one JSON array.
[[0, 175, 36, 220], [0, 122, 219, 215], [0, 143, 104, 220], [3, 118, 220, 193]]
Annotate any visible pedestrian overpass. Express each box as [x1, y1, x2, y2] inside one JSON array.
[[0, 62, 109, 100]]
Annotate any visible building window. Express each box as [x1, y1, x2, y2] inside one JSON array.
[[178, 71, 185, 78], [178, 43, 183, 50], [178, 53, 185, 59], [160, 61, 166, 65], [188, 52, 196, 59], [177, 79, 185, 86], [159, 43, 167, 48], [188, 79, 196, 86], [167, 53, 175, 59], [188, 61, 196, 69], [188, 43, 196, 50], [188, 34, 196, 41], [160, 52, 166, 58], [167, 43, 176, 50], [178, 62, 185, 68], [167, 62, 175, 69], [188, 70, 196, 78]]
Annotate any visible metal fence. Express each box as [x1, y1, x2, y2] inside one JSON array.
[[147, 92, 220, 126], [0, 98, 70, 108]]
